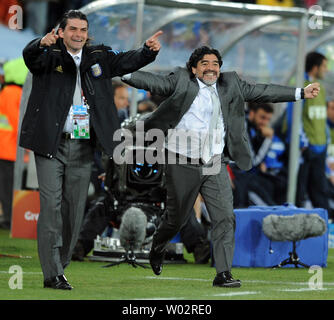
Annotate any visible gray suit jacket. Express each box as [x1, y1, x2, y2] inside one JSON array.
[[124, 67, 296, 171]]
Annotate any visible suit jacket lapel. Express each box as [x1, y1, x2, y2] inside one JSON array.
[[80, 47, 93, 74], [217, 82, 230, 127], [180, 77, 200, 116]]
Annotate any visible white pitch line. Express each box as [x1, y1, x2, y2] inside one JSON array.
[[210, 291, 260, 297], [135, 292, 260, 300], [0, 271, 42, 275], [277, 288, 331, 292], [145, 276, 209, 282], [135, 297, 185, 300], [238, 280, 334, 286]]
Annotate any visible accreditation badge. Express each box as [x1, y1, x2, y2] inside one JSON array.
[[71, 104, 90, 139]]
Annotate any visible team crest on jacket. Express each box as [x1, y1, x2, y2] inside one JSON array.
[[91, 63, 102, 77], [55, 65, 63, 73]]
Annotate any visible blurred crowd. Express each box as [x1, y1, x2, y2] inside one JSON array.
[[1, 0, 334, 38]]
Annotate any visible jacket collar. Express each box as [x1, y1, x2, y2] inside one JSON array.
[[216, 79, 230, 124], [56, 39, 95, 73], [67, 49, 82, 63]]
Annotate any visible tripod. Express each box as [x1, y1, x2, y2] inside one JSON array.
[[272, 241, 310, 268], [102, 248, 148, 269]]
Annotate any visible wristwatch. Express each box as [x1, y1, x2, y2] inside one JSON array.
[[301, 88, 305, 99]]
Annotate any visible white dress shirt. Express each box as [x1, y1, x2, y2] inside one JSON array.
[[165, 78, 225, 163]]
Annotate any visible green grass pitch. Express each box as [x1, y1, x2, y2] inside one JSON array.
[[0, 229, 333, 300]]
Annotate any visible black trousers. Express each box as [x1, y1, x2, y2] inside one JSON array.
[[296, 148, 329, 211], [0, 159, 14, 226], [232, 167, 278, 208]]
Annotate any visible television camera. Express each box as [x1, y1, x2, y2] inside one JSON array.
[[81, 115, 185, 267]]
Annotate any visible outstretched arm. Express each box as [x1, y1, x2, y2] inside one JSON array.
[[122, 70, 177, 97], [105, 30, 163, 77], [235, 72, 297, 103], [236, 73, 320, 103]]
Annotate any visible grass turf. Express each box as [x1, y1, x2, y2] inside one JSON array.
[[0, 229, 333, 300]]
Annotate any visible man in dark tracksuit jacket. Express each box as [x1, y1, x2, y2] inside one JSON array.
[[19, 10, 162, 290], [232, 103, 276, 207]]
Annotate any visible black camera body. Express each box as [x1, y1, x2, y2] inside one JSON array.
[[104, 144, 167, 239], [85, 115, 185, 264]]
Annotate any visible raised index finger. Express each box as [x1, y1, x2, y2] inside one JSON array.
[[149, 30, 163, 40]]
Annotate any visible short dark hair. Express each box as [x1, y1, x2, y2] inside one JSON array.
[[305, 52, 327, 73], [112, 80, 127, 91], [248, 102, 274, 114], [186, 46, 223, 75], [58, 10, 89, 31]]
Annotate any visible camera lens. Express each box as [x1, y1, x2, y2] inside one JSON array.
[[131, 162, 160, 181]]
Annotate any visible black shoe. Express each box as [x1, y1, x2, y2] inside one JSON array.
[[44, 275, 73, 290], [213, 271, 241, 288], [149, 248, 165, 276]]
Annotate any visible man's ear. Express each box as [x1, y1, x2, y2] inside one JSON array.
[[248, 110, 254, 120], [58, 28, 64, 38], [191, 66, 196, 75]]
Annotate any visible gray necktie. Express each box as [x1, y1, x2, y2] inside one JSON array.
[[73, 56, 82, 106], [206, 85, 221, 158]]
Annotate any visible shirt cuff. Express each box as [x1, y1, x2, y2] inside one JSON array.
[[295, 88, 302, 101], [121, 73, 132, 81]]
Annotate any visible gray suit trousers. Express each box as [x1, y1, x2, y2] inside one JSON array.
[[35, 137, 93, 280], [153, 158, 235, 273]]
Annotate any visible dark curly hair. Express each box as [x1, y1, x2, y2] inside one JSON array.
[[186, 46, 223, 75]]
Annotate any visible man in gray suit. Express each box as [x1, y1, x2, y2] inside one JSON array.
[[123, 46, 320, 288]]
